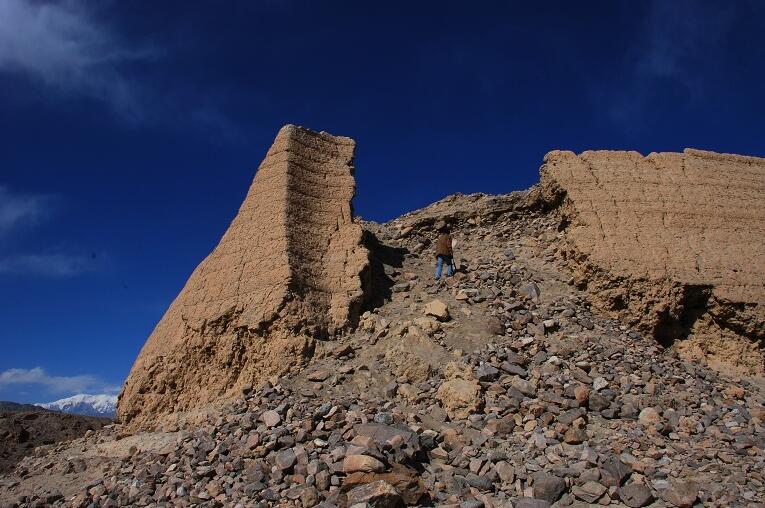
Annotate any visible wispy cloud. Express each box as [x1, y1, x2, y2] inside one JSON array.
[[0, 186, 103, 277], [0, 185, 52, 237], [0, 367, 120, 396], [0, 252, 101, 277], [0, 0, 244, 139], [189, 106, 248, 145], [0, 0, 155, 121], [606, 0, 738, 128]]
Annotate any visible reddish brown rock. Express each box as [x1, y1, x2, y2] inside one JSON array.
[[343, 464, 425, 505], [343, 455, 386, 474], [661, 480, 699, 508], [118, 125, 369, 429], [345, 480, 403, 507], [574, 385, 590, 406]]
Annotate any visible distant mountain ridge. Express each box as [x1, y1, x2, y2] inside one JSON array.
[[37, 394, 117, 418], [0, 401, 51, 414]]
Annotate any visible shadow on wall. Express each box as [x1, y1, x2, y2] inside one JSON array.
[[361, 230, 408, 314], [655, 284, 714, 348]]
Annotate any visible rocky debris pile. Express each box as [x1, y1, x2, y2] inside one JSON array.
[[392, 191, 543, 233], [3, 192, 764, 508], [48, 385, 433, 508], [118, 125, 370, 430], [539, 148, 765, 375], [0, 411, 109, 475]]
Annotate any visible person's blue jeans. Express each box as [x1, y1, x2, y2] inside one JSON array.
[[435, 255, 454, 279]]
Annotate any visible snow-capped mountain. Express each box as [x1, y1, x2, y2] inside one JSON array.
[[36, 394, 117, 418]]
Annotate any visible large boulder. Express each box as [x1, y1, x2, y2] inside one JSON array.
[[435, 362, 482, 419], [383, 328, 450, 384], [423, 299, 450, 321], [118, 125, 370, 429]]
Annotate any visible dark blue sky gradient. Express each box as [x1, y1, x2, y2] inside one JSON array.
[[1, 1, 763, 402]]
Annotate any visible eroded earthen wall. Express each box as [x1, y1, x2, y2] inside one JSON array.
[[118, 125, 369, 429], [541, 148, 765, 374]]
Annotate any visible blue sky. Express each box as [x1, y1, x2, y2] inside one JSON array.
[[1, 1, 764, 403]]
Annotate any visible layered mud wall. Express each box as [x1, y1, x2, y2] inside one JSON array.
[[118, 125, 369, 429], [540, 148, 765, 374]]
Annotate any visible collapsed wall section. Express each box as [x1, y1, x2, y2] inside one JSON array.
[[118, 125, 369, 429], [540, 148, 765, 374]]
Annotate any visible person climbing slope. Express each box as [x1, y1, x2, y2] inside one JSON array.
[[434, 222, 455, 280]]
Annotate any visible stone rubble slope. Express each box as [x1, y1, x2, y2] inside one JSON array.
[[539, 149, 765, 375], [0, 411, 110, 476], [2, 194, 763, 508], [118, 125, 369, 430]]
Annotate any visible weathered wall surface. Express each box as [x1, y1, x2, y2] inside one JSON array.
[[118, 125, 369, 428], [541, 148, 765, 374]]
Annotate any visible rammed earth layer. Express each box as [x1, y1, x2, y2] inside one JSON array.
[[540, 148, 765, 374], [118, 125, 369, 429]]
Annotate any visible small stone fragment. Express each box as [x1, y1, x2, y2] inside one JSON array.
[[572, 481, 607, 503], [587, 392, 610, 412], [520, 282, 541, 301], [486, 316, 505, 335], [532, 472, 566, 503], [601, 455, 632, 487], [346, 480, 402, 508], [618, 483, 654, 507], [638, 407, 661, 427], [574, 385, 590, 405], [592, 377, 608, 391], [476, 363, 500, 381], [343, 455, 386, 474], [307, 369, 332, 382], [564, 427, 587, 444], [495, 461, 515, 483], [275, 449, 296, 470], [300, 487, 320, 507], [464, 473, 493, 491], [514, 500, 551, 508], [661, 481, 699, 508], [261, 410, 281, 427]]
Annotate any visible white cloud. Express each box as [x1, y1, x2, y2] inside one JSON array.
[[0, 0, 153, 120], [0, 367, 120, 395], [0, 252, 99, 277], [0, 1, 245, 139], [0, 185, 52, 236]]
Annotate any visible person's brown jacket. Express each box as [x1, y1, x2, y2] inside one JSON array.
[[436, 234, 453, 257]]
